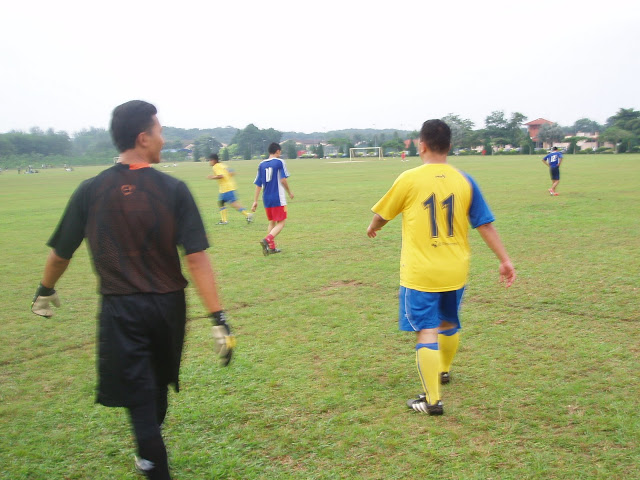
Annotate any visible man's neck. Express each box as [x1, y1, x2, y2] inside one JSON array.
[[118, 150, 151, 165], [421, 153, 448, 165]]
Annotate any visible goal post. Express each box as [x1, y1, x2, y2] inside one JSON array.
[[349, 146, 383, 161]]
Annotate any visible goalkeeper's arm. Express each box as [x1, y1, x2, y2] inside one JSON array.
[[184, 251, 223, 313], [32, 250, 70, 317], [185, 251, 235, 365]]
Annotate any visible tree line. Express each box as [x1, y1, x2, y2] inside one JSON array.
[[1, 107, 638, 169]]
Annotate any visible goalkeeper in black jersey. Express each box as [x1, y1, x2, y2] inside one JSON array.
[[31, 100, 234, 480]]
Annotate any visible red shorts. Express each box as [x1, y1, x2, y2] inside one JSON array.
[[265, 206, 287, 222]]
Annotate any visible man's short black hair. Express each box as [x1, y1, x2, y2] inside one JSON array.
[[268, 142, 281, 155], [419, 119, 451, 154], [110, 100, 157, 153], [209, 153, 219, 161], [552, 146, 558, 151]]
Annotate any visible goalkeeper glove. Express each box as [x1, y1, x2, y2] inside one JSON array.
[[32, 283, 61, 318], [210, 311, 236, 366]]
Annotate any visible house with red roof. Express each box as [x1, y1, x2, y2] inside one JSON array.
[[525, 118, 553, 147]]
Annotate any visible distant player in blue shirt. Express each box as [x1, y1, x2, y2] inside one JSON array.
[[542, 146, 563, 196], [252, 142, 294, 255]]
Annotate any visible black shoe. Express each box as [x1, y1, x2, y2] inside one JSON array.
[[268, 247, 281, 254], [260, 239, 269, 256], [406, 394, 444, 415], [440, 372, 450, 385]]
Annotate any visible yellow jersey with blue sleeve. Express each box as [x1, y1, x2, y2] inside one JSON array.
[[212, 162, 237, 193], [372, 163, 494, 292]]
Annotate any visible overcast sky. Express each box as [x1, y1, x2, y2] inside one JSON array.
[[2, 0, 639, 135]]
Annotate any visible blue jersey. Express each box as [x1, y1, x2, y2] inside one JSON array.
[[254, 157, 290, 207], [544, 151, 563, 167]]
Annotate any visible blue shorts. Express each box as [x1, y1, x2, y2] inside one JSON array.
[[398, 286, 465, 332], [219, 191, 238, 204], [550, 167, 560, 181]]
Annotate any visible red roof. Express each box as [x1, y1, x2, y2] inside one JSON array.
[[524, 118, 553, 126]]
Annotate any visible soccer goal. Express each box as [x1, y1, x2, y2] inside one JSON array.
[[349, 147, 383, 161]]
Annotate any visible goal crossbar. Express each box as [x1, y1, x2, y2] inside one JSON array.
[[349, 147, 383, 161]]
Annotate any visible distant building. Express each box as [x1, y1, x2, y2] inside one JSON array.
[[524, 118, 553, 148]]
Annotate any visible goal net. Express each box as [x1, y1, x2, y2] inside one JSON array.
[[349, 146, 383, 161]]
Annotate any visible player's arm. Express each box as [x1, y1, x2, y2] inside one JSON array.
[[207, 174, 223, 179], [280, 177, 294, 199], [251, 185, 262, 212], [367, 213, 389, 238], [185, 251, 222, 313], [185, 250, 236, 366], [32, 250, 70, 317], [476, 223, 516, 288]]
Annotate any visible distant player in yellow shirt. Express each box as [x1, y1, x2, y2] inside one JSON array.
[[367, 119, 516, 415], [208, 153, 253, 225]]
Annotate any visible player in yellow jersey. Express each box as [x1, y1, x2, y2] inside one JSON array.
[[367, 119, 516, 415], [208, 153, 253, 224]]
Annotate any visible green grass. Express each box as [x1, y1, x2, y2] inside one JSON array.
[[1, 155, 639, 479]]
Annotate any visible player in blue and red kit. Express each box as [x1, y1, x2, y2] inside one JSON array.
[[542, 146, 563, 195], [251, 142, 294, 255]]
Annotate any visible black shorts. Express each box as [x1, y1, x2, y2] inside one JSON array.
[[97, 291, 186, 407], [550, 166, 560, 181]]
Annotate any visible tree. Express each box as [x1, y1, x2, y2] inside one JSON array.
[[442, 114, 475, 150], [484, 110, 527, 147], [163, 139, 184, 150], [231, 124, 282, 160], [382, 138, 404, 152], [283, 141, 297, 159], [317, 144, 324, 158], [327, 137, 350, 156], [601, 126, 634, 153], [221, 147, 230, 161], [606, 108, 640, 131], [485, 111, 508, 138], [192, 135, 222, 161], [72, 128, 115, 157], [407, 139, 417, 156], [572, 118, 602, 134], [537, 123, 565, 147], [0, 136, 16, 155]]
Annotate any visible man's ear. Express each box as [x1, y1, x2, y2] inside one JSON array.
[[136, 130, 149, 149]]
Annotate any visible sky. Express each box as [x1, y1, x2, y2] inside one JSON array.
[[2, 0, 639, 135]]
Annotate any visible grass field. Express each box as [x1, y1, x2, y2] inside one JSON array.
[[1, 155, 639, 479]]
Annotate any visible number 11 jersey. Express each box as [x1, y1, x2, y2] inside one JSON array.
[[372, 163, 494, 292]]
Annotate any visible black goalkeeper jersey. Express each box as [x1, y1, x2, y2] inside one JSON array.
[[48, 163, 209, 295]]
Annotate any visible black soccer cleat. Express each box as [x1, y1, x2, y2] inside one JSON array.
[[406, 394, 444, 415], [260, 238, 269, 256], [267, 247, 281, 254], [440, 372, 450, 385]]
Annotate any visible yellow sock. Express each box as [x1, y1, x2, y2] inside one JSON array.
[[438, 331, 460, 373], [416, 344, 440, 404], [241, 209, 250, 217], [220, 209, 228, 222]]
